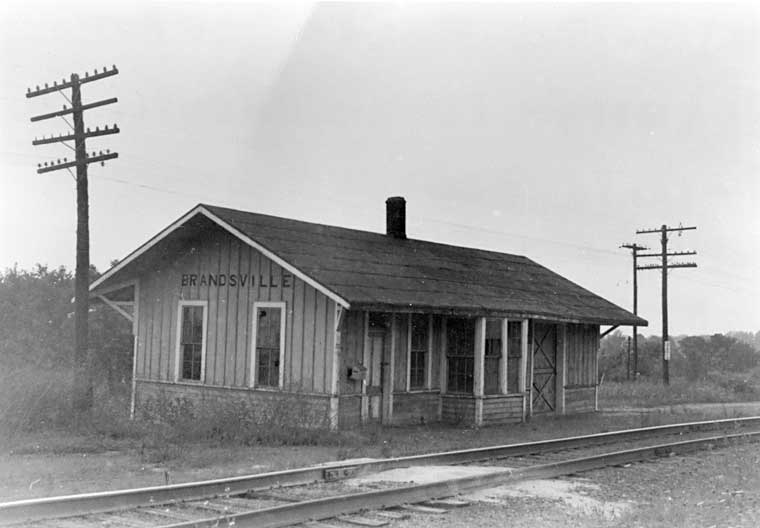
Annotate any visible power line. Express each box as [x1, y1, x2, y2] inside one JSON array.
[[620, 243, 648, 379], [27, 65, 120, 413], [636, 224, 698, 385]]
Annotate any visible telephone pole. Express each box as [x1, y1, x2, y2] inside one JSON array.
[[27, 66, 120, 411], [636, 225, 697, 385], [620, 243, 647, 378]]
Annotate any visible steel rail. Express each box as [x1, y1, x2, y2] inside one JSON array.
[[161, 430, 760, 528], [1, 416, 759, 524]]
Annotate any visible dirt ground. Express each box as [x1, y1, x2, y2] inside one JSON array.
[[1, 401, 759, 527], [381, 442, 760, 528]]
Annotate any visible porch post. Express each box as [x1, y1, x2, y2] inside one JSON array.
[[438, 317, 447, 420], [361, 311, 369, 423], [499, 318, 508, 394], [328, 304, 344, 431], [474, 317, 486, 426]]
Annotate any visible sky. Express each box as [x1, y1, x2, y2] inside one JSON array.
[[1, 1, 758, 337]]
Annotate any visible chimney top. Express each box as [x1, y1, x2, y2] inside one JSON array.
[[386, 196, 406, 239]]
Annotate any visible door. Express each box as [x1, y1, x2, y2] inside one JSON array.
[[532, 323, 557, 413], [366, 332, 384, 422]]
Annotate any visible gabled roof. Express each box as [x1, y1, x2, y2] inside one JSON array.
[[91, 203, 647, 326]]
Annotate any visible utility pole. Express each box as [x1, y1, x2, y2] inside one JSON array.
[[636, 225, 697, 385], [27, 67, 120, 411], [621, 243, 647, 378]]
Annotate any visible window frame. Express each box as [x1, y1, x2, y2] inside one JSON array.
[[406, 313, 433, 392], [250, 301, 287, 390], [174, 300, 208, 383]]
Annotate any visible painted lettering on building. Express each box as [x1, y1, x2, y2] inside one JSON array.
[[180, 273, 293, 288]]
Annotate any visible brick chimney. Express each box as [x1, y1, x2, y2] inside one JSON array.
[[385, 196, 406, 239]]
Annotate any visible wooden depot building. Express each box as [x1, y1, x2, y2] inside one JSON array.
[[90, 197, 646, 429]]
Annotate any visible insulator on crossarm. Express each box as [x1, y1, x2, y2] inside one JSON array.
[[103, 67, 107, 73], [45, 83, 48, 88], [37, 163, 41, 168], [53, 81, 57, 87], [27, 87, 31, 93], [36, 85, 39, 91], [57, 159, 60, 164], [106, 149, 110, 154], [85, 71, 89, 78], [64, 157, 67, 162], [99, 150, 103, 155], [87, 128, 90, 133], [95, 126, 99, 132]]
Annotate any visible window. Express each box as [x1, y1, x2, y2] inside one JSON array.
[[409, 314, 430, 390], [484, 319, 502, 394], [252, 302, 285, 388], [507, 321, 523, 393], [446, 318, 475, 393], [176, 301, 207, 382]]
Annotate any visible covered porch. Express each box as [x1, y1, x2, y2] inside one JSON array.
[[338, 309, 604, 428]]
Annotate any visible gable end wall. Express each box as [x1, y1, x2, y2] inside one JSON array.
[[134, 226, 337, 393]]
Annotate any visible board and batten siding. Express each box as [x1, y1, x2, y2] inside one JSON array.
[[565, 324, 600, 388], [134, 226, 337, 394]]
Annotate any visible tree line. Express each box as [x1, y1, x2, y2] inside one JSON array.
[[599, 329, 760, 389], [0, 264, 132, 391]]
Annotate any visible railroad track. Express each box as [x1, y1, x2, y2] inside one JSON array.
[[2, 416, 759, 528]]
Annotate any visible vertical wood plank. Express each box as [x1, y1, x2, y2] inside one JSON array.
[[324, 300, 336, 396], [225, 238, 240, 386], [382, 313, 396, 424], [284, 260, 295, 389], [301, 285, 316, 392], [290, 278, 305, 390], [136, 280, 147, 379], [234, 245, 249, 387], [557, 324, 566, 415], [160, 272, 174, 381], [313, 292, 327, 393], [210, 235, 224, 385], [148, 282, 159, 380]]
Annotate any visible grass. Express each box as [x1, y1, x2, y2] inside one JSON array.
[[599, 373, 760, 409], [2, 362, 760, 501]]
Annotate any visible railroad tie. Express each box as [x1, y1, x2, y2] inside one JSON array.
[[336, 515, 390, 526], [398, 504, 449, 514], [304, 522, 344, 528], [422, 498, 470, 508], [374, 510, 410, 520]]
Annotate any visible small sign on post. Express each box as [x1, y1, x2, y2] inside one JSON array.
[[664, 340, 671, 361]]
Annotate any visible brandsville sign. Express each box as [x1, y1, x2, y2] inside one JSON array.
[[181, 273, 293, 288]]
